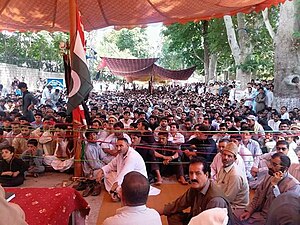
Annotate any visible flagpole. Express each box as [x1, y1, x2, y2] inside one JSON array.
[[69, 0, 82, 178]]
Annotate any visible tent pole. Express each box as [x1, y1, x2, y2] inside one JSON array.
[[69, 0, 82, 178]]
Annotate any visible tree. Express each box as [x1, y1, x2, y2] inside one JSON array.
[[273, 0, 300, 109], [0, 31, 68, 71], [98, 28, 151, 58], [159, 20, 232, 82]]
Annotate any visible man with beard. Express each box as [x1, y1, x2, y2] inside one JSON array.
[[240, 153, 300, 225], [12, 124, 37, 156], [157, 157, 232, 225]]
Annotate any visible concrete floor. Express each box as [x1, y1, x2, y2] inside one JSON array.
[[20, 172, 101, 225]]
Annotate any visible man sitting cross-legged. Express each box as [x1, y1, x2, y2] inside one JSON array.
[[156, 157, 233, 225], [240, 153, 300, 225], [96, 138, 147, 201], [103, 171, 162, 225]]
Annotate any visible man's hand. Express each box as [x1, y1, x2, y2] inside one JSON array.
[[163, 156, 172, 165], [251, 167, 258, 177], [184, 150, 196, 158], [240, 211, 251, 221], [27, 104, 34, 110], [12, 171, 19, 177], [270, 171, 284, 186], [1, 171, 13, 176], [95, 169, 104, 182], [110, 182, 119, 193]]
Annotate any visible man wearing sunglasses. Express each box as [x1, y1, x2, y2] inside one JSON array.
[[240, 152, 300, 225], [249, 140, 298, 189]]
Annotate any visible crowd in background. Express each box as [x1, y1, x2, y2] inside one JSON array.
[[0, 78, 299, 224]]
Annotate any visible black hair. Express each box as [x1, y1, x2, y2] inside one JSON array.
[[271, 152, 291, 169], [121, 171, 149, 206], [190, 157, 210, 174], [1, 145, 15, 153], [113, 121, 124, 129], [27, 139, 38, 147], [276, 140, 289, 149]]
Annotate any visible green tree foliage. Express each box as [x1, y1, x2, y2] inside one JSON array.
[[101, 28, 151, 58], [237, 8, 279, 79], [159, 20, 233, 74], [0, 31, 68, 71], [160, 8, 280, 80]]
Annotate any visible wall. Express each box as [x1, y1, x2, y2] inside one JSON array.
[[0, 63, 64, 92]]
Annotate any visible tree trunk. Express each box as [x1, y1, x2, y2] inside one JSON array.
[[273, 0, 300, 110], [224, 14, 252, 89], [208, 54, 217, 82], [202, 21, 210, 83]]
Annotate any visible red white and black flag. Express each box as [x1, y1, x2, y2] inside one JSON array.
[[67, 8, 93, 118]]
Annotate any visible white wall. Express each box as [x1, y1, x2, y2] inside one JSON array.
[[0, 63, 64, 92]]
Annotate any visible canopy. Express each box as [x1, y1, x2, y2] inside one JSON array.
[[0, 0, 286, 32], [101, 57, 196, 82]]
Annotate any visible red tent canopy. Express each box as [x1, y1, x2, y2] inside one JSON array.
[[101, 57, 196, 82], [0, 0, 286, 32]]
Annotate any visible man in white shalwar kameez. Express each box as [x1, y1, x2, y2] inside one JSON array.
[[96, 138, 148, 200]]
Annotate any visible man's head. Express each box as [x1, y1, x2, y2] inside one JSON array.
[[115, 138, 130, 156], [34, 113, 43, 123], [218, 139, 229, 153], [17, 82, 27, 92], [230, 134, 242, 147], [158, 132, 168, 145], [268, 152, 291, 177], [130, 132, 141, 146], [21, 124, 31, 137], [280, 106, 287, 115], [11, 122, 21, 134], [113, 122, 124, 138], [160, 117, 168, 128], [279, 121, 290, 131], [85, 129, 97, 142], [47, 85, 52, 91], [108, 115, 118, 125], [221, 142, 238, 167], [27, 139, 38, 151], [246, 115, 256, 128], [184, 118, 193, 130], [123, 111, 131, 120], [189, 157, 209, 189], [194, 124, 209, 140], [276, 140, 289, 155], [170, 122, 179, 133], [1, 145, 15, 161], [121, 171, 150, 206]]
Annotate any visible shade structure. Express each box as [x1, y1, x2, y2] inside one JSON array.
[[153, 64, 196, 80], [101, 57, 196, 82], [0, 0, 287, 32]]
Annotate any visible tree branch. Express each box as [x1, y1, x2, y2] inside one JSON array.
[[262, 8, 275, 40]]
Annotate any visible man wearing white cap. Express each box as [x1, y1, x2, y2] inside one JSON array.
[[246, 115, 265, 140], [215, 142, 249, 221]]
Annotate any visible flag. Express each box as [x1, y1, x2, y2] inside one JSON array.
[[66, 8, 93, 116]]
